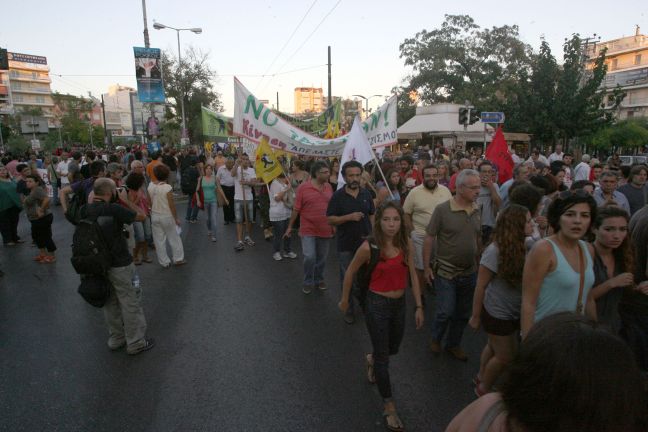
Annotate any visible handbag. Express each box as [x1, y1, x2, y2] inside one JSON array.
[[77, 274, 113, 308], [576, 243, 585, 314], [192, 177, 205, 210]]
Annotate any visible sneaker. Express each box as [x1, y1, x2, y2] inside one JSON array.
[[244, 236, 255, 246], [173, 260, 187, 266], [282, 251, 297, 259], [344, 311, 355, 324], [272, 252, 283, 261], [127, 338, 155, 355], [317, 282, 327, 291], [210, 236, 217, 242], [234, 241, 245, 252], [446, 346, 468, 362], [108, 339, 126, 351], [302, 285, 313, 294]]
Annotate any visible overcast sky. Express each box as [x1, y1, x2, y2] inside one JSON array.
[[1, 0, 646, 115]]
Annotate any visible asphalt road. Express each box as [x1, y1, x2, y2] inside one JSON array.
[[0, 203, 485, 432]]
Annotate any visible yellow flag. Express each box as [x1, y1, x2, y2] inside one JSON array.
[[254, 137, 283, 183]]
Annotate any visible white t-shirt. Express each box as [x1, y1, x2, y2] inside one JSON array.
[[269, 179, 292, 221], [574, 162, 591, 181], [216, 165, 235, 187], [56, 161, 70, 185], [234, 166, 256, 200], [148, 182, 173, 216]]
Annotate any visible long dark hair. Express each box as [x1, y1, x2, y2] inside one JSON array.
[[384, 168, 403, 192], [500, 313, 647, 432], [493, 204, 528, 288], [593, 206, 634, 276], [372, 201, 409, 262]]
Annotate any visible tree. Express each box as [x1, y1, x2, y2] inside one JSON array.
[[161, 47, 222, 145], [527, 40, 560, 145], [51, 92, 105, 147], [399, 14, 534, 121], [591, 119, 648, 151], [392, 86, 417, 127]]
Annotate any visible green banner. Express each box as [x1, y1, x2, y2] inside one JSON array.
[[202, 106, 233, 139], [273, 100, 342, 136]]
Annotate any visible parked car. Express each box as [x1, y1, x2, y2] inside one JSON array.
[[607, 155, 648, 166]]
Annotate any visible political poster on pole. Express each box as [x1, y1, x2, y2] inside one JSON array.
[[133, 47, 165, 103]]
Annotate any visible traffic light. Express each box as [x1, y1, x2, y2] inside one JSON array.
[[469, 109, 480, 125], [458, 108, 468, 126]]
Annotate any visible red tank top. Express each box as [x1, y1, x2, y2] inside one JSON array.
[[369, 251, 408, 293]]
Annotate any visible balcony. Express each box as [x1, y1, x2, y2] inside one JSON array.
[[12, 99, 55, 107], [9, 72, 52, 83], [11, 87, 51, 95]]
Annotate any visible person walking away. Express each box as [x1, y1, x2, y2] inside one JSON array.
[[469, 205, 533, 396], [424, 169, 482, 361], [23, 175, 56, 263], [285, 161, 334, 294], [148, 165, 186, 267], [199, 164, 228, 242], [231, 153, 257, 251], [161, 147, 178, 192], [0, 166, 24, 246], [573, 154, 592, 182], [338, 201, 424, 432], [46, 156, 60, 206], [81, 178, 155, 355], [217, 157, 236, 224], [145, 152, 162, 183], [180, 157, 200, 223], [269, 173, 296, 261], [327, 161, 376, 323]]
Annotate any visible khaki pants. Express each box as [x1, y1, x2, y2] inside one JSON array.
[[103, 264, 147, 351], [151, 213, 184, 266]]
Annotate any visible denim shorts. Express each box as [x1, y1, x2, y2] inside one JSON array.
[[234, 200, 254, 224]]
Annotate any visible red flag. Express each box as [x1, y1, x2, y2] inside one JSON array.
[[485, 126, 513, 184]]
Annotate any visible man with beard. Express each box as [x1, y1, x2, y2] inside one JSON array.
[[327, 161, 375, 324], [403, 164, 452, 298]]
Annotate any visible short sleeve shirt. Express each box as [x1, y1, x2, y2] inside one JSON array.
[[478, 186, 500, 228], [481, 243, 522, 320], [24, 186, 50, 220], [148, 182, 173, 215], [326, 187, 375, 252], [402, 184, 452, 235], [234, 167, 256, 200], [80, 202, 136, 267], [426, 199, 481, 278], [295, 181, 334, 238], [71, 177, 96, 203]]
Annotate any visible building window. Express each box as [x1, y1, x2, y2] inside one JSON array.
[[13, 94, 23, 102], [627, 111, 635, 118], [611, 59, 618, 70], [12, 82, 21, 90], [10, 70, 18, 78], [35, 96, 45, 103], [636, 54, 642, 66]]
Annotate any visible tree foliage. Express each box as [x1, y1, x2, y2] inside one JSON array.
[[591, 119, 648, 150], [51, 92, 105, 147], [161, 47, 222, 145]]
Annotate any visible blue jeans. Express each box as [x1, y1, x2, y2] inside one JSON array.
[[133, 217, 153, 243], [185, 199, 199, 221], [301, 236, 330, 287], [430, 272, 477, 349], [205, 201, 218, 233], [271, 219, 292, 253], [339, 250, 357, 314], [364, 291, 406, 400]]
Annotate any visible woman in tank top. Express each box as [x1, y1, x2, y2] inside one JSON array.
[[521, 190, 598, 338], [338, 201, 424, 432]]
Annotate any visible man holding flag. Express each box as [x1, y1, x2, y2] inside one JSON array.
[[255, 138, 283, 241], [326, 117, 377, 323]]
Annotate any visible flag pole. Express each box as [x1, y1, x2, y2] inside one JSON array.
[[370, 148, 394, 200]]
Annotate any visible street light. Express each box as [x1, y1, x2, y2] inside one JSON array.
[[352, 94, 385, 119], [153, 21, 202, 145]]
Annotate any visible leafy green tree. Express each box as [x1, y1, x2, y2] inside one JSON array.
[[591, 119, 648, 151], [527, 40, 560, 145], [158, 120, 181, 148], [391, 86, 417, 127], [161, 47, 223, 145], [6, 134, 28, 154], [51, 92, 105, 147], [399, 14, 533, 124]]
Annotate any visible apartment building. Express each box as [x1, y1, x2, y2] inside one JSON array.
[[587, 27, 648, 119], [102, 84, 164, 137], [6, 52, 55, 126], [294, 87, 324, 114]]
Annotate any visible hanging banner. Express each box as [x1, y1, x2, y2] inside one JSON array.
[[133, 47, 165, 103], [201, 106, 234, 139], [233, 78, 397, 156], [273, 100, 342, 136]]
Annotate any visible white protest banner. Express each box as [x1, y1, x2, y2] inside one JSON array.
[[233, 78, 397, 156], [337, 116, 375, 189]]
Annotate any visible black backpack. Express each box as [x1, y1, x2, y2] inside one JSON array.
[[77, 274, 112, 308], [65, 191, 84, 225], [70, 211, 112, 276], [354, 239, 381, 308], [181, 165, 199, 195]]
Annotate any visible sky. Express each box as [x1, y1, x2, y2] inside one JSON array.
[[1, 0, 646, 116]]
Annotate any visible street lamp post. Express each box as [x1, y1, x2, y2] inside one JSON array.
[[153, 21, 202, 146], [351, 94, 385, 119]]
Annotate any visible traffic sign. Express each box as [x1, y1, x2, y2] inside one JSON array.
[[480, 112, 505, 123], [31, 139, 41, 150]]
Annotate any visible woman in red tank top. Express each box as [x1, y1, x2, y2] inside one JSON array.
[[338, 201, 425, 432]]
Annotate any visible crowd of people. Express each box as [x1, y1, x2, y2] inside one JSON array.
[[1, 142, 648, 430]]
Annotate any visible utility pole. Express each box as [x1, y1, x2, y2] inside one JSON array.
[[142, 0, 151, 48], [276, 91, 279, 111], [0, 117, 4, 152], [327, 46, 332, 109], [101, 94, 110, 148]]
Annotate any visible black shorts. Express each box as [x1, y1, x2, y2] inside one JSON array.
[[481, 306, 519, 336]]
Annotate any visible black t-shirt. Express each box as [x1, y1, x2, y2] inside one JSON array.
[[162, 154, 177, 171], [16, 179, 29, 197], [180, 155, 198, 172], [326, 187, 375, 252], [80, 201, 136, 268]]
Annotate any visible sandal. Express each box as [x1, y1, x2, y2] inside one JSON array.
[[142, 256, 153, 263], [133, 258, 142, 266], [383, 410, 404, 432], [365, 354, 376, 384]]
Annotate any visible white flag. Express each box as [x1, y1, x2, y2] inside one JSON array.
[[337, 116, 376, 189]]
